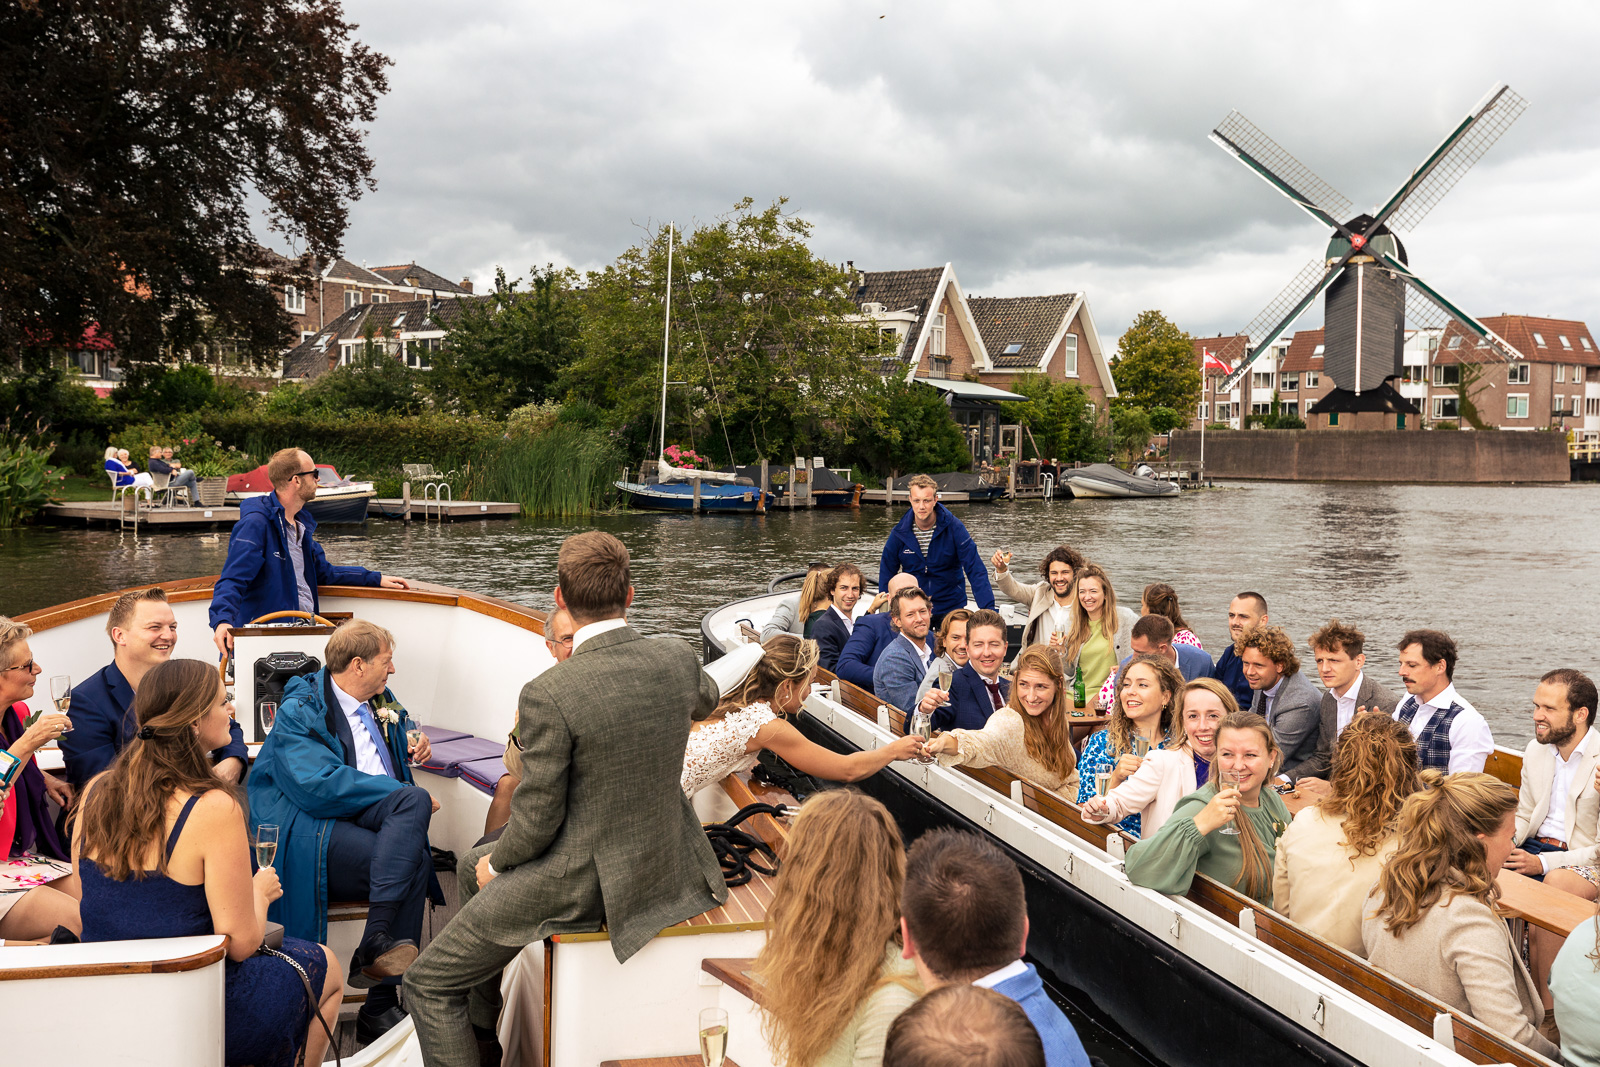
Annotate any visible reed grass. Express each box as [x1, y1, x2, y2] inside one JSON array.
[[468, 424, 618, 517]]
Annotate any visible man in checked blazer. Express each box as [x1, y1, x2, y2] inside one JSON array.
[[406, 531, 727, 1066], [1236, 623, 1322, 780]]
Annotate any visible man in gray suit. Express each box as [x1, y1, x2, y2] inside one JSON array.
[[1282, 620, 1400, 790], [405, 531, 727, 1066], [1236, 623, 1322, 779]]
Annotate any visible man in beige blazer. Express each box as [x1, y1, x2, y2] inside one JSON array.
[[1507, 668, 1600, 882], [990, 544, 1085, 649]]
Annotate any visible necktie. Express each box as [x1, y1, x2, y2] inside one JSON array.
[[355, 702, 397, 777], [1260, 691, 1272, 719], [985, 681, 1003, 710]]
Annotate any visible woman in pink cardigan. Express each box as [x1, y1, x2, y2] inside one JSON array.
[[1083, 678, 1238, 839]]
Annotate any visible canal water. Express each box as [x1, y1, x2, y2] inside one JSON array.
[[4, 480, 1595, 748]]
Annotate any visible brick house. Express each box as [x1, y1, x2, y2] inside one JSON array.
[[281, 295, 492, 381], [1432, 315, 1599, 433], [1189, 333, 1292, 429], [967, 293, 1117, 413], [273, 257, 475, 350]]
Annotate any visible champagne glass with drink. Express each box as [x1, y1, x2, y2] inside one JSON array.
[[699, 1006, 728, 1067], [259, 701, 277, 736], [256, 824, 279, 869], [1218, 770, 1245, 835], [407, 720, 426, 766], [910, 710, 936, 764], [49, 675, 73, 733]]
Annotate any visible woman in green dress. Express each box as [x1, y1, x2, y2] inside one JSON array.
[[1062, 563, 1137, 701], [1124, 710, 1292, 906]]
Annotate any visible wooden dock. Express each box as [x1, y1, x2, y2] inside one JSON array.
[[42, 501, 239, 527], [371, 498, 522, 521]]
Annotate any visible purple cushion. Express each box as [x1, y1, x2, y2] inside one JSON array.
[[422, 724, 471, 745], [458, 755, 508, 796], [417, 735, 505, 777]]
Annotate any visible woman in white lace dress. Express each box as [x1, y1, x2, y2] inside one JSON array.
[[682, 635, 923, 801]]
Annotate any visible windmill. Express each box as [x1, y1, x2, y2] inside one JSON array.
[[1209, 83, 1528, 415]]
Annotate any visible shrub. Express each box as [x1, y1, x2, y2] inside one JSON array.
[[201, 411, 504, 486], [0, 434, 66, 527], [468, 424, 620, 517]]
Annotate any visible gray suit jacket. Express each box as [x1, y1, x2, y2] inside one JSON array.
[[485, 624, 726, 961], [1252, 670, 1322, 777], [1289, 674, 1400, 783]]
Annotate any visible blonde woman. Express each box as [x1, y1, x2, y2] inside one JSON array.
[[761, 563, 831, 642], [756, 791, 922, 1067], [1272, 713, 1418, 956], [922, 644, 1079, 793], [1064, 564, 1137, 698], [1074, 655, 1183, 836], [1362, 772, 1559, 1060], [1125, 710, 1291, 906], [1084, 677, 1237, 840]]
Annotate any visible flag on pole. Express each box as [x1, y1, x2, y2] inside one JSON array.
[[1202, 348, 1229, 375]]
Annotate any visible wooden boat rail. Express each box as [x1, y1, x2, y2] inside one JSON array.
[[814, 667, 1557, 1067], [0, 934, 228, 982]]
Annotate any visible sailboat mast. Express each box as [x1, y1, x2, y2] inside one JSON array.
[[658, 222, 674, 460]]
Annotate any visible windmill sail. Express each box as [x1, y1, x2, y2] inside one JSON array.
[[1217, 258, 1343, 391], [1211, 111, 1354, 227], [1373, 84, 1528, 233]]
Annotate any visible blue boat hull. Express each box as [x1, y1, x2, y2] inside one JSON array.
[[305, 492, 373, 524], [614, 481, 772, 513]]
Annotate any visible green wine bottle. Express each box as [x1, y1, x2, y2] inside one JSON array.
[[1072, 662, 1086, 707]]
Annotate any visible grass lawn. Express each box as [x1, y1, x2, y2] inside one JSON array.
[[54, 475, 115, 502]]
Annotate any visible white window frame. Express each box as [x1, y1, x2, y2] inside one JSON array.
[[1303, 370, 1320, 388], [344, 290, 362, 309], [1063, 334, 1078, 377], [1432, 395, 1459, 419], [1560, 335, 1573, 350], [373, 292, 389, 304], [285, 284, 305, 314], [1250, 371, 1272, 390], [1508, 362, 1530, 385], [1312, 344, 1325, 356], [1433, 365, 1460, 386], [1448, 336, 1463, 349], [1198, 401, 1210, 420], [1507, 393, 1529, 419], [1533, 332, 1547, 347], [1279, 373, 1299, 392], [1574, 366, 1586, 384], [1556, 364, 1566, 383], [928, 312, 946, 358], [1554, 394, 1564, 415]]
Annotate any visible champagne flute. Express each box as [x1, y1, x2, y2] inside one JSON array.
[[1218, 770, 1245, 835], [50, 675, 74, 733], [1094, 769, 1112, 797], [1133, 735, 1151, 758], [407, 720, 426, 766], [937, 665, 953, 692], [910, 710, 936, 764], [699, 1006, 729, 1067], [256, 824, 279, 868], [259, 701, 278, 736]]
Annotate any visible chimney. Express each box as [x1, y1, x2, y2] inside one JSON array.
[[460, 277, 474, 294]]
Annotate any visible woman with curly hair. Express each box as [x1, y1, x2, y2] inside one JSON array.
[[1142, 583, 1202, 650], [1125, 710, 1291, 906], [1271, 712, 1418, 955], [922, 644, 1079, 793], [1362, 772, 1559, 1060], [1075, 655, 1183, 836], [755, 790, 922, 1067]]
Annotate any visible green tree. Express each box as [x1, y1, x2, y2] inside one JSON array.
[[1000, 373, 1108, 462], [853, 380, 970, 475], [1111, 311, 1202, 416], [423, 266, 583, 417], [1112, 406, 1154, 465], [563, 198, 890, 464]]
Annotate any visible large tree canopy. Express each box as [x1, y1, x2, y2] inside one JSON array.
[[0, 0, 390, 365], [1110, 310, 1201, 416]]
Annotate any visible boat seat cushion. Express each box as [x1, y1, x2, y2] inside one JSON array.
[[420, 724, 471, 746], [417, 735, 505, 778], [458, 755, 508, 795]]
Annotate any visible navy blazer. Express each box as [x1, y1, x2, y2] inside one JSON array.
[[63, 661, 247, 787], [935, 662, 1008, 733], [811, 608, 853, 673], [1108, 643, 1215, 693], [1215, 645, 1253, 710], [835, 613, 896, 692]]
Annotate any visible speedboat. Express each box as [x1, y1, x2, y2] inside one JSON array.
[[7, 579, 785, 1067], [228, 463, 377, 523], [1063, 462, 1179, 499], [701, 579, 1551, 1067]]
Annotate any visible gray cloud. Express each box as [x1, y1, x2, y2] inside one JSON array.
[[327, 0, 1600, 343]]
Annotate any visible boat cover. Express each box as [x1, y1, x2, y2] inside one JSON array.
[[227, 463, 354, 493], [717, 465, 857, 491], [891, 471, 990, 493], [1068, 463, 1178, 497]]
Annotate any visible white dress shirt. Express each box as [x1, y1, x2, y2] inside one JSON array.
[[1046, 601, 1072, 641], [972, 958, 1029, 988], [331, 680, 389, 777], [1333, 671, 1366, 735], [571, 616, 628, 654], [900, 633, 935, 671], [1536, 729, 1599, 860], [831, 604, 855, 635], [1403, 683, 1495, 774]]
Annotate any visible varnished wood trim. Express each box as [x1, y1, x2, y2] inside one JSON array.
[[0, 938, 228, 981], [701, 957, 758, 1003], [542, 936, 554, 1067]]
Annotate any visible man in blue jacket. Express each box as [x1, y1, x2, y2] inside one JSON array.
[[210, 447, 409, 654], [900, 830, 1092, 1067], [1214, 591, 1268, 709], [879, 474, 994, 626], [833, 572, 917, 692], [248, 618, 440, 1045], [873, 588, 937, 715], [1095, 614, 1215, 710], [66, 586, 247, 785]]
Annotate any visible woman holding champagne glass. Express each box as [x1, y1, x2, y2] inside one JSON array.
[[73, 659, 343, 1067], [1074, 656, 1182, 836], [1124, 710, 1291, 906], [920, 645, 1079, 793]]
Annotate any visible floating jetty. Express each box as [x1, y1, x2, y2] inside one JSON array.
[[42, 497, 522, 528], [371, 498, 522, 521]]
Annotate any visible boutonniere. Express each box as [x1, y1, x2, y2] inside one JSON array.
[[369, 695, 402, 741]]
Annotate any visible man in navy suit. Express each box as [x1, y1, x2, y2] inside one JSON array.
[[811, 564, 864, 673], [926, 609, 1009, 732], [1214, 591, 1267, 709], [65, 586, 247, 787], [833, 572, 917, 691], [1095, 615, 1214, 710]]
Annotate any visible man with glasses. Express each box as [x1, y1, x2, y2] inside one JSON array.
[[210, 447, 410, 654]]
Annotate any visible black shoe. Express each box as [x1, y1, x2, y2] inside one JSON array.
[[348, 934, 418, 988], [473, 1025, 503, 1067], [355, 1003, 408, 1045]]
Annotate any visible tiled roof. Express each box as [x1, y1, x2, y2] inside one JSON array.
[[280, 297, 494, 379], [370, 263, 472, 295], [852, 267, 944, 359], [323, 258, 393, 286], [1192, 334, 1249, 369], [1435, 315, 1599, 367], [968, 295, 1077, 367], [1279, 329, 1325, 374]]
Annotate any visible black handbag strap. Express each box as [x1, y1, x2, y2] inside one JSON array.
[[704, 802, 789, 887]]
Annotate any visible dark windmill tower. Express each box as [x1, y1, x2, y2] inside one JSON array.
[[1209, 84, 1529, 419]]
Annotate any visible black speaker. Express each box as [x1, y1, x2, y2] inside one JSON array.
[[253, 651, 321, 736]]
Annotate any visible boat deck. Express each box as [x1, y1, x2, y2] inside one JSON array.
[[42, 501, 238, 526], [371, 498, 523, 520]]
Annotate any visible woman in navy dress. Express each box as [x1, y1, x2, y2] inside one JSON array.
[[73, 659, 343, 1067]]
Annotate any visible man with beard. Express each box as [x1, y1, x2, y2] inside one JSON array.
[[991, 544, 1084, 653], [1214, 592, 1267, 709], [873, 587, 937, 715], [1507, 669, 1600, 883], [64, 587, 248, 786]]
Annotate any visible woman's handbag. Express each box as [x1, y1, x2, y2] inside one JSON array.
[[703, 803, 789, 887]]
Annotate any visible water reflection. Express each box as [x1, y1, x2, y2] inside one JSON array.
[[3, 480, 1596, 747]]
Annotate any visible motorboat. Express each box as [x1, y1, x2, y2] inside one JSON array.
[[614, 476, 775, 513], [1062, 462, 1179, 499], [228, 463, 377, 524], [701, 580, 1552, 1067], [6, 579, 785, 1067]]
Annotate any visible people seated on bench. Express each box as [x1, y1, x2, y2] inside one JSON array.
[[1075, 655, 1183, 836], [914, 609, 971, 711], [884, 984, 1046, 1067], [761, 562, 829, 642], [812, 563, 865, 673], [1282, 619, 1400, 792], [922, 644, 1080, 795], [1550, 905, 1600, 1067], [921, 609, 1008, 734], [754, 790, 922, 1067], [73, 659, 342, 1067], [899, 829, 1091, 1067], [1272, 713, 1418, 956], [105, 448, 152, 491], [1125, 710, 1291, 907], [681, 635, 923, 801], [247, 619, 438, 1046], [0, 617, 79, 942], [1362, 771, 1562, 1061], [1236, 622, 1322, 779], [1085, 677, 1236, 840], [1061, 564, 1137, 705], [1091, 614, 1214, 713], [482, 607, 576, 841], [835, 572, 919, 693], [989, 543, 1084, 651], [66, 587, 247, 788], [874, 587, 938, 715], [1393, 628, 1494, 773]]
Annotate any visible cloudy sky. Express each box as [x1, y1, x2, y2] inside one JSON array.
[[323, 0, 1600, 344]]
